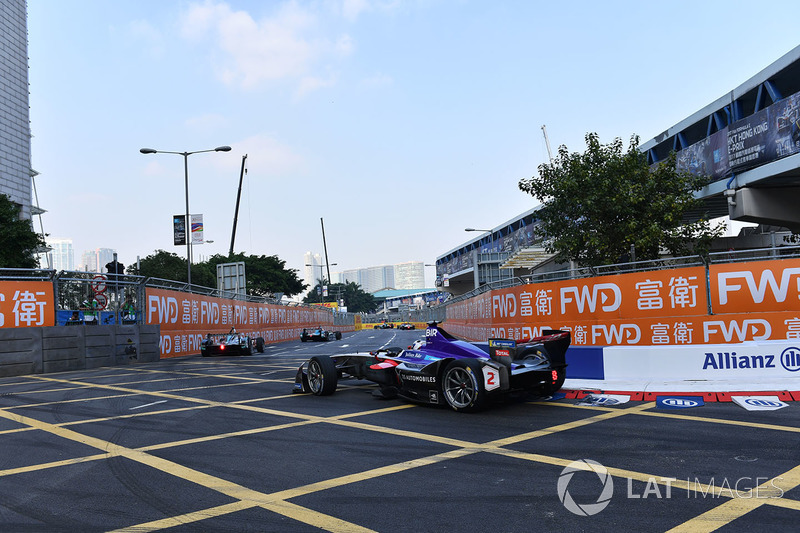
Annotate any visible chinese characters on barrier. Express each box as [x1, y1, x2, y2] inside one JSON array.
[[445, 261, 800, 346], [0, 283, 53, 328], [146, 288, 337, 357]]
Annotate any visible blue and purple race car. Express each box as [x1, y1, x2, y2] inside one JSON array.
[[293, 322, 570, 412]]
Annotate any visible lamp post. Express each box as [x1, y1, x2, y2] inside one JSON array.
[[305, 263, 337, 303], [465, 227, 495, 286], [140, 145, 231, 287]]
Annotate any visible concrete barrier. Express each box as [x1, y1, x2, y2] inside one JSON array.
[[0, 324, 160, 378]]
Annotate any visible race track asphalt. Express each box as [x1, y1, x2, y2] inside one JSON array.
[[0, 328, 798, 532]]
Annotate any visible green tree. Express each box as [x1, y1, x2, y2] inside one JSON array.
[[131, 250, 305, 297], [0, 194, 46, 268], [518, 133, 723, 267], [205, 253, 306, 297], [304, 280, 376, 313]]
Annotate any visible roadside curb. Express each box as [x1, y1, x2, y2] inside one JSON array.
[[561, 389, 800, 402]]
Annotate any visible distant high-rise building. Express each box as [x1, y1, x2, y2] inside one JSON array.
[[0, 1, 35, 221], [47, 238, 75, 271], [303, 251, 323, 296], [332, 261, 426, 293], [80, 248, 116, 273], [394, 261, 425, 290]]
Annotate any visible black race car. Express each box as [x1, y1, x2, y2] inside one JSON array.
[[201, 328, 264, 356], [398, 322, 416, 330], [300, 327, 342, 342], [294, 322, 570, 412]]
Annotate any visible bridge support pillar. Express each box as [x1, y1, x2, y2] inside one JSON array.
[[728, 186, 800, 232]]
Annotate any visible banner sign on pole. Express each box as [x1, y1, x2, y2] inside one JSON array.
[[191, 214, 204, 244], [173, 215, 186, 246]]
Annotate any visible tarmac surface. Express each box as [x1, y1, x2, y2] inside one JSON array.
[[0, 328, 798, 532]]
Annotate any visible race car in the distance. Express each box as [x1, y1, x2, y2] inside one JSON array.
[[293, 322, 569, 412], [300, 327, 343, 342], [201, 328, 264, 356], [373, 322, 394, 329], [398, 322, 416, 330]]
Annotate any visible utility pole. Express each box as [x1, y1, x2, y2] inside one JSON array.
[[321, 217, 332, 282], [229, 154, 248, 256]]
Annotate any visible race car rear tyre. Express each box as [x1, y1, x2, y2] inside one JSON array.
[[256, 337, 265, 353], [441, 359, 486, 412], [307, 356, 338, 396]]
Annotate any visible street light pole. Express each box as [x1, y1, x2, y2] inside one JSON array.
[[140, 145, 231, 288], [305, 263, 337, 303]]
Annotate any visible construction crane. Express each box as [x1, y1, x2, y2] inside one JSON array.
[[541, 124, 554, 163]]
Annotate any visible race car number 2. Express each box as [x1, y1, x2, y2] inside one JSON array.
[[482, 366, 500, 391]]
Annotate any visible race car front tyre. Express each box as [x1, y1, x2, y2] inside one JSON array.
[[256, 337, 265, 353], [307, 356, 338, 396], [335, 332, 342, 340], [441, 359, 486, 412]]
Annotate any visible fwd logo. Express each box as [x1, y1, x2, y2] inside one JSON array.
[[147, 295, 179, 324], [703, 319, 771, 342], [492, 294, 517, 318], [560, 283, 621, 314], [717, 268, 800, 304], [591, 324, 641, 344]]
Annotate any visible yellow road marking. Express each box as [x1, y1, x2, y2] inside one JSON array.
[[2, 369, 798, 532]]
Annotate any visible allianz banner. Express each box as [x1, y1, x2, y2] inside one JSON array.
[[445, 259, 800, 346], [145, 288, 339, 357]]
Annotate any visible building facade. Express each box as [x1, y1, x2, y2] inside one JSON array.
[[47, 238, 75, 271], [332, 262, 427, 293], [80, 248, 116, 273], [0, 0, 33, 220]]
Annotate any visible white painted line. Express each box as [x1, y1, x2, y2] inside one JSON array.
[[130, 400, 168, 411]]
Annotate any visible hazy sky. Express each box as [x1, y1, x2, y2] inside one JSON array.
[[27, 0, 800, 285]]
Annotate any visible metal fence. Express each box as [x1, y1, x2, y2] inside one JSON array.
[[0, 268, 353, 327], [442, 244, 800, 307]]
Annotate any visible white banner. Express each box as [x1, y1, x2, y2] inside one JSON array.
[[191, 214, 204, 244], [603, 341, 800, 380]]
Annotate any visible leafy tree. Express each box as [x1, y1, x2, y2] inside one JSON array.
[[205, 253, 306, 297], [304, 280, 376, 313], [131, 250, 305, 297], [0, 194, 46, 268], [130, 249, 188, 281], [518, 133, 723, 267]]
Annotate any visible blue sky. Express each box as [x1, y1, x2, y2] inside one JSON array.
[[27, 0, 800, 286]]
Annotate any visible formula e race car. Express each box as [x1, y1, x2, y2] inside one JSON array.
[[300, 327, 343, 342], [200, 328, 264, 356], [293, 322, 570, 412]]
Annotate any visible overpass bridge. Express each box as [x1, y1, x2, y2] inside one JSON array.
[[641, 44, 800, 230], [436, 45, 800, 297]]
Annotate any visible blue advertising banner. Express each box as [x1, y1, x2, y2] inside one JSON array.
[[656, 396, 705, 409], [676, 89, 800, 180]]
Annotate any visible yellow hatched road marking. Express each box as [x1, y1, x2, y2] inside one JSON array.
[[1, 371, 797, 531]]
